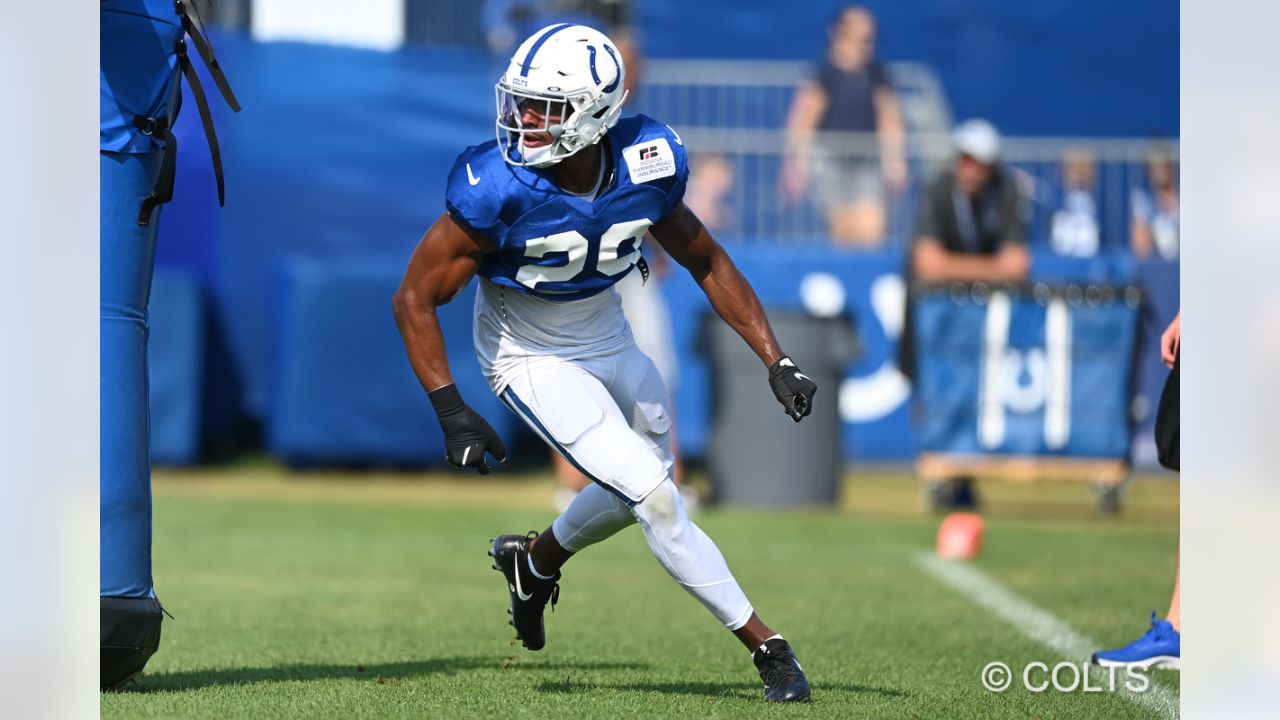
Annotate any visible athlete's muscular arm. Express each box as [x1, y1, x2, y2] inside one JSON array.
[[652, 202, 782, 365], [393, 212, 507, 472], [652, 202, 817, 421], [394, 212, 490, 391]]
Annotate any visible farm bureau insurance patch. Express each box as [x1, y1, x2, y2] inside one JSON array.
[[623, 138, 675, 184]]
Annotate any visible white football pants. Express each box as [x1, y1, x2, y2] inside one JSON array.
[[494, 344, 754, 630]]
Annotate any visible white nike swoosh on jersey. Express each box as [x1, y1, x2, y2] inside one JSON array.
[[466, 163, 480, 186], [513, 558, 534, 601]]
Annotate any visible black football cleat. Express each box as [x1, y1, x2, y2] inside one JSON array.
[[752, 637, 811, 703], [488, 532, 560, 651]]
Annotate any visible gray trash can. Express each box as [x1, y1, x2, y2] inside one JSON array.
[[704, 309, 859, 507]]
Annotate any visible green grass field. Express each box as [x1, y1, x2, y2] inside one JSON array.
[[101, 466, 1179, 719]]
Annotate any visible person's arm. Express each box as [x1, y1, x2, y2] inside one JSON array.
[[1131, 218, 1154, 259], [392, 212, 507, 472], [911, 239, 1029, 283], [781, 81, 828, 203], [1130, 190, 1155, 259], [651, 202, 817, 421], [873, 82, 907, 191]]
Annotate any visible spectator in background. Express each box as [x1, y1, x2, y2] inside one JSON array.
[[782, 5, 907, 247], [1130, 147, 1179, 259], [905, 119, 1029, 509], [684, 153, 736, 233], [911, 119, 1028, 283], [1049, 150, 1101, 257]]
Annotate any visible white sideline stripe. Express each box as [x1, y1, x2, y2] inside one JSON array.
[[915, 553, 1179, 720]]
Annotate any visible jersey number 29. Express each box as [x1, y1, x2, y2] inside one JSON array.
[[515, 219, 650, 290]]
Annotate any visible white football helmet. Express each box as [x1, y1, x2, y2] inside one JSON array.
[[495, 24, 628, 168]]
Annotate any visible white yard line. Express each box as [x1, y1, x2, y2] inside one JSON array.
[[915, 552, 1180, 720]]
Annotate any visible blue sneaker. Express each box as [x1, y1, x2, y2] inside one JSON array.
[[1091, 612, 1180, 670]]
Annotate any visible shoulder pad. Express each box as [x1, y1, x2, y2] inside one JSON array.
[[445, 142, 506, 238], [615, 115, 688, 216]]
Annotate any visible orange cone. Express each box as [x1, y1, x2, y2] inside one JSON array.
[[936, 512, 984, 560]]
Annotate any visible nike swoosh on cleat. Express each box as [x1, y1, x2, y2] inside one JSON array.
[[466, 163, 480, 186], [513, 559, 534, 601]]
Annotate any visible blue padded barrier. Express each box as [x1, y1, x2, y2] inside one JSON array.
[[268, 258, 512, 466]]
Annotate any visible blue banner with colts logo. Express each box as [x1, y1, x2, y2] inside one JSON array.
[[912, 284, 1139, 458]]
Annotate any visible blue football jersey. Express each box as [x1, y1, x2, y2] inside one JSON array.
[[445, 115, 688, 301]]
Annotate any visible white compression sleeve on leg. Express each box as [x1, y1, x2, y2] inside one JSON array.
[[631, 481, 754, 630], [551, 482, 636, 553]]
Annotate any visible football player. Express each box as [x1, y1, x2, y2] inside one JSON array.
[[393, 24, 815, 703]]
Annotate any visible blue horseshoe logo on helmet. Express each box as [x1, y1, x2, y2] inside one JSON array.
[[588, 45, 621, 93]]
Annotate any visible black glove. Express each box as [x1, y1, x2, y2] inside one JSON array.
[[768, 356, 817, 422], [429, 384, 507, 474]]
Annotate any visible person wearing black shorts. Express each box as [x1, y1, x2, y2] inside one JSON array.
[[1091, 311, 1180, 670]]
